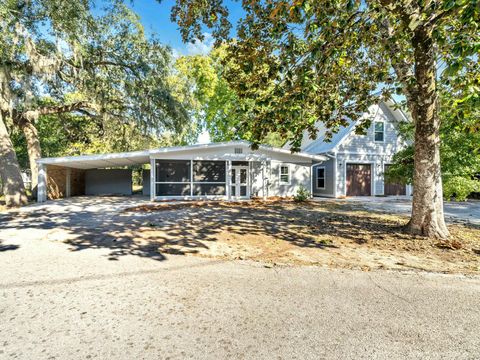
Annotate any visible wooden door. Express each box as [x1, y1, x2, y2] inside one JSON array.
[[346, 164, 371, 196], [383, 164, 406, 195]]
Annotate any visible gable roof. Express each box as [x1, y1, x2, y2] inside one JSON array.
[[298, 99, 409, 155], [302, 120, 356, 154]]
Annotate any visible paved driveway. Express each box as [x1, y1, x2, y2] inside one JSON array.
[[324, 196, 480, 225], [1, 197, 479, 359]]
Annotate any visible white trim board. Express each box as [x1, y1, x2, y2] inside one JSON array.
[[315, 166, 326, 190]]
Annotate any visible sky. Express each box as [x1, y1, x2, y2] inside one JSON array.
[[127, 0, 243, 56], [125, 0, 244, 143]]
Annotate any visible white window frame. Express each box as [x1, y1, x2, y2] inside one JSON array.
[[316, 166, 326, 189], [279, 164, 291, 185], [374, 121, 385, 143]]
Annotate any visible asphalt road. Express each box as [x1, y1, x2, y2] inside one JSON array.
[[1, 197, 479, 359]]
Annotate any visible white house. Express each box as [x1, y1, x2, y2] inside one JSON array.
[[36, 100, 409, 202]]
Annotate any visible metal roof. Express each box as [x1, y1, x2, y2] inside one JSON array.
[[37, 141, 327, 169]]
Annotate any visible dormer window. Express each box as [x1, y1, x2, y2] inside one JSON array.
[[374, 121, 384, 142]]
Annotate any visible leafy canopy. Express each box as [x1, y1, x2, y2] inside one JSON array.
[[1, 0, 196, 146], [170, 0, 479, 150], [174, 45, 284, 146]]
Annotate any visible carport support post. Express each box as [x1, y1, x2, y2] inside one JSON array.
[[226, 160, 232, 201], [37, 163, 47, 203], [261, 160, 267, 200], [150, 158, 155, 201], [65, 168, 71, 198]]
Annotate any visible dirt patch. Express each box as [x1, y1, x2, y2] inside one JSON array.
[[120, 200, 480, 274]]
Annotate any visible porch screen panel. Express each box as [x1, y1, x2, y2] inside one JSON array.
[[155, 160, 191, 196], [193, 161, 226, 182], [155, 160, 190, 182], [193, 184, 226, 196], [192, 160, 226, 195], [156, 183, 191, 196]]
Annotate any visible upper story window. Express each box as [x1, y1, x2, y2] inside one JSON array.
[[279, 165, 290, 184], [316, 167, 325, 189], [374, 121, 385, 142]]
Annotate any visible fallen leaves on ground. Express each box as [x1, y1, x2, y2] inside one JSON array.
[[122, 200, 480, 274]]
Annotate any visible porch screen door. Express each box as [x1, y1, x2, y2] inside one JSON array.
[[230, 166, 249, 199]]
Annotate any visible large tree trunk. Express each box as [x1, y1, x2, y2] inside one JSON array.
[[17, 117, 42, 198], [0, 112, 28, 207], [406, 28, 449, 239]]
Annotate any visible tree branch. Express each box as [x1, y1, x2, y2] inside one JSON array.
[[425, 4, 466, 27], [35, 101, 96, 116]]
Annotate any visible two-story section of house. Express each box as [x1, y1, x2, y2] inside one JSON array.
[[298, 99, 411, 198]]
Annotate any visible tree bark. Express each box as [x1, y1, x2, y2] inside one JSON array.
[[406, 27, 449, 239], [0, 112, 28, 207], [17, 117, 42, 198]]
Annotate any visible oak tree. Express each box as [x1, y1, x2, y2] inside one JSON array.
[[0, 0, 191, 205]]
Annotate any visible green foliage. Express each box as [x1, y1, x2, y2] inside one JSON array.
[[11, 112, 177, 169], [170, 0, 479, 150], [1, 0, 197, 163], [293, 185, 310, 202], [174, 46, 285, 145], [386, 83, 480, 200], [443, 176, 480, 201]]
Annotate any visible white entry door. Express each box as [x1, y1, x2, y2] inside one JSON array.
[[230, 166, 249, 199]]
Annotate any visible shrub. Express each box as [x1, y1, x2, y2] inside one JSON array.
[[294, 185, 311, 202], [443, 176, 480, 201]]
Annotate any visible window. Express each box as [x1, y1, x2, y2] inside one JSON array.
[[193, 161, 226, 182], [154, 159, 227, 197], [374, 121, 385, 142], [155, 160, 190, 182], [279, 165, 290, 184], [192, 160, 226, 196], [317, 167, 325, 189], [155, 160, 191, 196]]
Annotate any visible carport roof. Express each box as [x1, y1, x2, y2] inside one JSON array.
[[37, 141, 327, 169]]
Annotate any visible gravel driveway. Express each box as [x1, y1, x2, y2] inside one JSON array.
[[1, 197, 479, 359]]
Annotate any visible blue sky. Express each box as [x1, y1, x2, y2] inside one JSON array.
[[124, 0, 245, 143], [127, 0, 244, 55]]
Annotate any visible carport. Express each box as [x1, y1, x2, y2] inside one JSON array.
[[37, 150, 151, 203]]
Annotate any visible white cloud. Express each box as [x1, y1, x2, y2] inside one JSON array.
[[186, 33, 214, 56], [197, 130, 211, 144]]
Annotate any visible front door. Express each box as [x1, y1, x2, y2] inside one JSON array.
[[230, 166, 249, 199]]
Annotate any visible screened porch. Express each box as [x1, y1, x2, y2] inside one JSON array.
[[150, 158, 267, 200]]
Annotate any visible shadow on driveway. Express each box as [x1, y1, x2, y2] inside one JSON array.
[[0, 196, 414, 262]]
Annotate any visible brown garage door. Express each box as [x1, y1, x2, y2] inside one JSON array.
[[346, 164, 371, 196], [384, 164, 406, 195]]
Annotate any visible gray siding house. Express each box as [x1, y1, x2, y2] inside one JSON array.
[[36, 100, 408, 202], [296, 100, 411, 198]]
